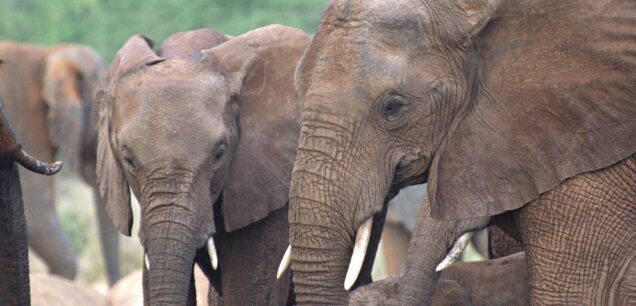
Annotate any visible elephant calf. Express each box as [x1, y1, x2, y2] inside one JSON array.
[[96, 26, 310, 305]]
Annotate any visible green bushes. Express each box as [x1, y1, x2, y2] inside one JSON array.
[[0, 0, 325, 60]]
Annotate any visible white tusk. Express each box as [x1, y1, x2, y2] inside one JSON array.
[[207, 237, 218, 271], [144, 254, 150, 271], [435, 231, 475, 272], [276, 245, 292, 279], [344, 217, 373, 291]]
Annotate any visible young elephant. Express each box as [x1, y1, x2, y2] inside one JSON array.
[[95, 26, 310, 305], [0, 42, 121, 283]]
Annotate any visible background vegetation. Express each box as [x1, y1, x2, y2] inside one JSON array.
[[0, 0, 326, 60]]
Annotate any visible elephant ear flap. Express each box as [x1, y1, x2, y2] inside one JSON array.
[[456, 0, 506, 37], [94, 88, 132, 236], [203, 25, 311, 231], [428, 5, 636, 220], [93, 34, 163, 236], [42, 51, 85, 172]]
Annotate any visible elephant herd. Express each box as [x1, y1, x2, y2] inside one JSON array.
[[1, 0, 635, 305]]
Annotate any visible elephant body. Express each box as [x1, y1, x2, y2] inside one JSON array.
[[0, 106, 29, 305], [0, 97, 63, 305], [96, 26, 310, 305], [288, 0, 636, 304], [351, 252, 530, 306], [0, 41, 121, 283]]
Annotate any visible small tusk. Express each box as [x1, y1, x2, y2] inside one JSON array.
[[276, 245, 292, 279], [144, 254, 150, 271], [344, 217, 373, 291], [435, 231, 475, 272], [207, 237, 218, 270]]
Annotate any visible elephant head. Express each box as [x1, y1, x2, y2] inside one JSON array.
[[95, 26, 309, 304], [288, 0, 636, 304], [42, 46, 103, 183]]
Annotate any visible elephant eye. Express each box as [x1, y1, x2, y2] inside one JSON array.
[[384, 100, 404, 115], [122, 155, 137, 170], [380, 95, 407, 120]]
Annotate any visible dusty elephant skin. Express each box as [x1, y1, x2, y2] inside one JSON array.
[[0, 41, 122, 284], [96, 26, 310, 305], [0, 98, 62, 305], [350, 252, 530, 306], [288, 0, 636, 305]]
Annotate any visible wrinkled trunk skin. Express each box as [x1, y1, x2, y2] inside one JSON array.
[[289, 130, 386, 305], [143, 195, 198, 306], [0, 158, 30, 305], [397, 200, 488, 305]]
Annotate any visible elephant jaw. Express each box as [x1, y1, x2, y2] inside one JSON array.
[[276, 217, 374, 291]]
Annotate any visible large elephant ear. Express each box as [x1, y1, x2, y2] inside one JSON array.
[[94, 35, 165, 235], [42, 50, 85, 172], [202, 25, 311, 231], [43, 47, 103, 181], [429, 1, 636, 220]]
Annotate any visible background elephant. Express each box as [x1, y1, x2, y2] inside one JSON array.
[[96, 26, 310, 305], [0, 97, 62, 305], [287, 0, 636, 304], [0, 41, 121, 284]]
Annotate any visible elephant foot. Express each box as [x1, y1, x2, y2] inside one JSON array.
[[349, 276, 471, 306]]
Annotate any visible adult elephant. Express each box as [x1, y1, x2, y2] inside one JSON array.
[[0, 97, 62, 305], [284, 0, 636, 304], [95, 26, 310, 305], [0, 42, 121, 283]]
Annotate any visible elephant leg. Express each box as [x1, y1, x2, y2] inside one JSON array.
[[21, 170, 77, 279], [93, 190, 120, 285], [215, 207, 291, 306], [0, 160, 30, 305], [517, 155, 636, 305]]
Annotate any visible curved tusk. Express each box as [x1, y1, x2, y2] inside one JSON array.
[[435, 231, 475, 272], [207, 237, 218, 270], [276, 245, 292, 279], [13, 149, 63, 175], [344, 217, 373, 291], [144, 254, 150, 271]]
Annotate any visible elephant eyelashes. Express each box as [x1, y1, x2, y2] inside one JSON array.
[[379, 95, 407, 123], [122, 155, 137, 170], [214, 143, 226, 161]]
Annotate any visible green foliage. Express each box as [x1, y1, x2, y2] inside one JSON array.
[[0, 0, 326, 60]]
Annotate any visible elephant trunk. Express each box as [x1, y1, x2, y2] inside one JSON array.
[[399, 199, 490, 305], [288, 133, 387, 305], [142, 191, 204, 305], [145, 218, 196, 305], [289, 199, 352, 305]]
